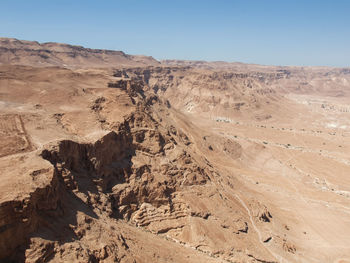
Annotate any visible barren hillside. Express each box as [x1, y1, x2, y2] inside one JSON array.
[[0, 38, 350, 263], [0, 38, 159, 68]]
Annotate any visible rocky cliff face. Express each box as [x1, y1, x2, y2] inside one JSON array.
[[41, 105, 211, 220], [0, 166, 59, 259], [2, 39, 350, 263], [116, 66, 285, 122], [0, 74, 279, 262], [113, 65, 350, 124]]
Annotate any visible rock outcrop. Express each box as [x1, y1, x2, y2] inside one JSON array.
[[3, 38, 349, 262], [0, 76, 278, 262]]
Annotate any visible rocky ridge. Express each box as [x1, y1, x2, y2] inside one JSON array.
[[0, 38, 159, 68], [0, 73, 280, 262], [1, 38, 350, 263]]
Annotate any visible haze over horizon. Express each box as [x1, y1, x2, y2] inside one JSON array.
[[1, 0, 350, 67]]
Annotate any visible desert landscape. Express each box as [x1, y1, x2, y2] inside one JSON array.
[[0, 38, 350, 263]]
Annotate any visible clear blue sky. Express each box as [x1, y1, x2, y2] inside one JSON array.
[[1, 0, 349, 67]]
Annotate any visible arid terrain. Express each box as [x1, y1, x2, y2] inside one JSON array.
[[0, 38, 349, 263]]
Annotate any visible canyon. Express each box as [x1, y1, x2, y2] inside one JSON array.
[[0, 38, 350, 263]]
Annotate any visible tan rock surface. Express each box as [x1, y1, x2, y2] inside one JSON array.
[[0, 38, 159, 68], [0, 38, 350, 262]]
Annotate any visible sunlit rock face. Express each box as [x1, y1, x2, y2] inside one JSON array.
[[1, 37, 350, 263]]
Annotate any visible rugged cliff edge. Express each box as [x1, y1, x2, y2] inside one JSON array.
[[0, 75, 280, 262], [1, 38, 350, 262]]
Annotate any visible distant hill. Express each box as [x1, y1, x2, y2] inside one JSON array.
[[0, 37, 160, 68]]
